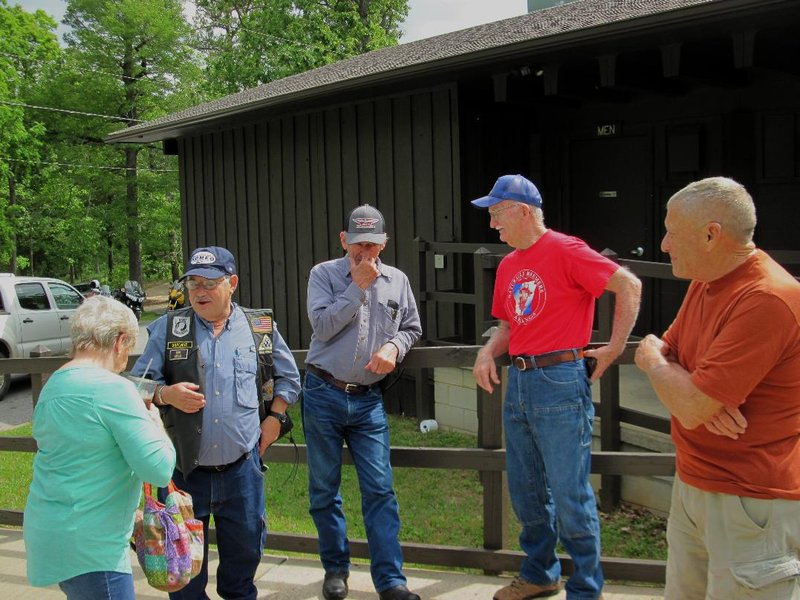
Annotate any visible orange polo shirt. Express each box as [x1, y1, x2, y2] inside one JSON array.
[[662, 251, 800, 499]]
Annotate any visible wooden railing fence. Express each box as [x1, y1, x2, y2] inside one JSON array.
[[0, 344, 672, 583]]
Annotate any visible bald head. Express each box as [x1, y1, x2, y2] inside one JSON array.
[[667, 177, 756, 245]]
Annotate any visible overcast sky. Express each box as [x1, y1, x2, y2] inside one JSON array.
[[14, 0, 528, 44]]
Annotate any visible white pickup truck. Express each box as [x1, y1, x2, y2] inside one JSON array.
[[0, 273, 85, 399]]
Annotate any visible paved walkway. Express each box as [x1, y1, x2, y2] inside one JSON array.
[[0, 528, 664, 600]]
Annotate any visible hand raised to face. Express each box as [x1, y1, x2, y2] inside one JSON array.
[[350, 255, 380, 289]]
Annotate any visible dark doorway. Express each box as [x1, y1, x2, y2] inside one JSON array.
[[568, 135, 655, 335]]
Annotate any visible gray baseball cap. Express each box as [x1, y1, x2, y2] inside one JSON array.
[[344, 205, 387, 245]]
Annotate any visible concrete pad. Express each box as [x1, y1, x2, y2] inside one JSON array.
[[0, 526, 665, 599]]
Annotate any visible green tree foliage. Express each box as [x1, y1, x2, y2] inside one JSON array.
[[56, 0, 195, 283], [2, 0, 408, 284], [0, 1, 194, 283], [193, 0, 409, 96], [0, 0, 61, 271]]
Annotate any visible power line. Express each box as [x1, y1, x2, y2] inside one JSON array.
[[0, 99, 143, 123], [192, 21, 301, 49], [0, 156, 177, 173], [0, 50, 150, 83]]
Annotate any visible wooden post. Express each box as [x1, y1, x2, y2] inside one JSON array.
[[474, 248, 508, 573], [598, 249, 621, 512], [414, 238, 434, 420], [473, 248, 494, 346], [29, 345, 52, 408]]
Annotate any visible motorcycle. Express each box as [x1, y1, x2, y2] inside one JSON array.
[[114, 280, 146, 321], [74, 279, 102, 299], [167, 280, 186, 311]]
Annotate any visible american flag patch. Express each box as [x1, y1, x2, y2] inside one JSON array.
[[250, 316, 272, 333]]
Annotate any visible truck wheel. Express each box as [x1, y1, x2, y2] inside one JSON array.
[[0, 348, 10, 401]]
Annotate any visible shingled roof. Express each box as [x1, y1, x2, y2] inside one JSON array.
[[107, 0, 755, 143]]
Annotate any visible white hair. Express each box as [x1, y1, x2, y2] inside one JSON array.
[[71, 296, 138, 352], [668, 177, 756, 243]]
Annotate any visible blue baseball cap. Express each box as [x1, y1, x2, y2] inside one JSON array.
[[180, 246, 237, 280], [471, 174, 542, 208]]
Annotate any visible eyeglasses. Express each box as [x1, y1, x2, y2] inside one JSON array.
[[488, 203, 519, 218], [185, 277, 229, 291]]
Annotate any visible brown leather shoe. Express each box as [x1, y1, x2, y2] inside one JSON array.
[[493, 577, 560, 600]]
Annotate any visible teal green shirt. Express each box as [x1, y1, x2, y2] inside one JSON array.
[[23, 365, 176, 586]]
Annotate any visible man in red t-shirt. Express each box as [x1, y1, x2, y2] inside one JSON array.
[[472, 174, 642, 600], [635, 177, 800, 599]]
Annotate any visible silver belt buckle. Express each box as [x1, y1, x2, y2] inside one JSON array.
[[345, 383, 359, 393], [513, 356, 528, 371]]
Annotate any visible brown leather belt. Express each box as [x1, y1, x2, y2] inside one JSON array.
[[511, 348, 583, 371], [306, 364, 377, 395], [195, 451, 250, 473]]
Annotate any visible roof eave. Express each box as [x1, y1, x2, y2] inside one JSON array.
[[105, 0, 780, 145]]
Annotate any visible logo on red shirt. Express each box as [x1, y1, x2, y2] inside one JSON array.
[[506, 269, 546, 324]]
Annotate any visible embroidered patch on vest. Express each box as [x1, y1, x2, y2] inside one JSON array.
[[172, 316, 191, 338], [249, 316, 272, 333], [167, 341, 193, 350], [169, 348, 189, 360], [258, 335, 273, 354]]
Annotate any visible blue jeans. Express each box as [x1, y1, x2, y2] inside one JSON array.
[[303, 371, 406, 593], [164, 446, 267, 600], [58, 571, 135, 600], [504, 360, 603, 600]]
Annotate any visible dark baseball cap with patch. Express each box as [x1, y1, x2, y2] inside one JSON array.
[[180, 246, 237, 280], [344, 204, 387, 245]]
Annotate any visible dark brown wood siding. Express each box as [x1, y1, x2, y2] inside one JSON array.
[[179, 85, 461, 349]]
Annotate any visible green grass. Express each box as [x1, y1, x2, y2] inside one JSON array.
[[0, 424, 34, 511], [265, 406, 668, 561], [140, 310, 161, 324], [1, 412, 667, 562]]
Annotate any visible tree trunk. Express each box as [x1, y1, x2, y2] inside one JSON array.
[[358, 0, 370, 52], [122, 40, 143, 284], [170, 230, 180, 280], [8, 172, 17, 274], [126, 147, 142, 283], [106, 229, 114, 280]]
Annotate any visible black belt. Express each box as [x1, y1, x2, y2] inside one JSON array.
[[195, 451, 250, 473], [307, 364, 377, 395], [511, 348, 583, 371]]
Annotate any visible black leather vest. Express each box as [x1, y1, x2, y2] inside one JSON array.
[[161, 307, 275, 476]]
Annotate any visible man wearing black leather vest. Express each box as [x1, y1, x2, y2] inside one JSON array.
[[133, 246, 301, 600]]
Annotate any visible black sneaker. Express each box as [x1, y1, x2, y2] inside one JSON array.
[[323, 571, 349, 600], [378, 584, 421, 600]]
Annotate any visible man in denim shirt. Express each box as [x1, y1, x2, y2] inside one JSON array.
[[133, 246, 301, 600], [304, 205, 422, 600]]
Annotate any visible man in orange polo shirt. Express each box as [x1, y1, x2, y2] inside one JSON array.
[[636, 177, 800, 599]]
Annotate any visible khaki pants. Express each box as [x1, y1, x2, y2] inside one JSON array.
[[665, 476, 800, 600]]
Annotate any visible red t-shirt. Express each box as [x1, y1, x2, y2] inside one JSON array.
[[663, 250, 800, 499], [492, 230, 618, 356]]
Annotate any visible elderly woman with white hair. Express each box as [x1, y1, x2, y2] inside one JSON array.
[[23, 296, 176, 600]]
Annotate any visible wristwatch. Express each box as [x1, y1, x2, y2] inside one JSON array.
[[268, 411, 288, 424]]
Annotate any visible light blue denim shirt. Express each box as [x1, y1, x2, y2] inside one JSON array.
[[133, 304, 300, 465], [305, 256, 422, 385]]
